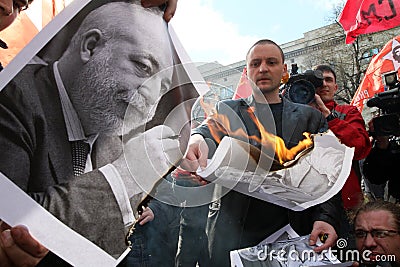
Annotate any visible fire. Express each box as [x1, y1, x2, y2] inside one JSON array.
[[198, 94, 222, 122], [199, 96, 215, 118], [206, 107, 313, 164]]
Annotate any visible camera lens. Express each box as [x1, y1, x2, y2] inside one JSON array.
[[288, 80, 315, 104]]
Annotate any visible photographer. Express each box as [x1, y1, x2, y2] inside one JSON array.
[[363, 119, 400, 203], [362, 70, 400, 204], [311, 64, 371, 211]]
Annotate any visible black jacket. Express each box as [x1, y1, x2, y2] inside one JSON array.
[[193, 96, 343, 267]]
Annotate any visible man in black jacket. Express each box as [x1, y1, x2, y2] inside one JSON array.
[[180, 39, 343, 266], [363, 126, 400, 202]]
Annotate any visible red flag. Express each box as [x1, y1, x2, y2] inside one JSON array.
[[232, 67, 252, 99], [351, 35, 400, 112], [0, 0, 66, 66], [338, 0, 400, 44]]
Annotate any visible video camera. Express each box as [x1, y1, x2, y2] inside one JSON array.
[[367, 71, 400, 136], [282, 69, 324, 104]]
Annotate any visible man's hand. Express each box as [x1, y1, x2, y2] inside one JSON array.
[[312, 94, 330, 117], [114, 125, 181, 196], [137, 207, 154, 225], [309, 220, 338, 253], [374, 135, 390, 150], [141, 0, 177, 22], [179, 134, 209, 173], [0, 222, 48, 267], [170, 167, 209, 186]]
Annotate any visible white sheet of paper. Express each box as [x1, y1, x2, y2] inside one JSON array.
[[0, 0, 205, 265], [230, 225, 299, 267], [0, 172, 129, 267], [229, 225, 348, 267]]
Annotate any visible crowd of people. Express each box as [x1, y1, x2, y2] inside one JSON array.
[[0, 0, 399, 267]]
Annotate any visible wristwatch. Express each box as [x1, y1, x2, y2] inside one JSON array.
[[326, 112, 337, 122]]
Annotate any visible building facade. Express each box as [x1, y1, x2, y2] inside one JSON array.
[[197, 23, 400, 105]]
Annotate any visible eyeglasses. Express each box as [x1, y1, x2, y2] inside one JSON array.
[[354, 229, 400, 239]]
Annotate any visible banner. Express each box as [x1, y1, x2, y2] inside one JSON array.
[[350, 35, 400, 112], [232, 67, 252, 99], [338, 0, 400, 44], [0, 0, 67, 66]]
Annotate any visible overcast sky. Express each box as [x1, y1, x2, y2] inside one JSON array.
[[171, 0, 345, 65]]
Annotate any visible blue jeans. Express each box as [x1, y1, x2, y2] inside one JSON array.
[[125, 206, 181, 267], [175, 204, 210, 267], [124, 224, 150, 267]]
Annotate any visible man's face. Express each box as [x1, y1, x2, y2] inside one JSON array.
[[355, 210, 400, 264], [246, 43, 286, 96], [74, 6, 173, 136], [315, 71, 337, 103], [393, 46, 400, 63]]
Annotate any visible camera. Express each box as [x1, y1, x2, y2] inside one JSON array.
[[282, 69, 324, 104], [367, 71, 400, 136]]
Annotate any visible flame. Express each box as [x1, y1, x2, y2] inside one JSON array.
[[199, 94, 221, 118], [281, 70, 290, 84], [199, 96, 214, 118], [207, 107, 313, 164]]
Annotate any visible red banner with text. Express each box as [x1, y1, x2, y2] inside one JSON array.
[[351, 35, 400, 112], [338, 0, 400, 44]]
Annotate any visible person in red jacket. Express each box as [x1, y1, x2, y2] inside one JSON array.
[[312, 64, 371, 210]]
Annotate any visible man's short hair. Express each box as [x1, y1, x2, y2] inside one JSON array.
[[313, 64, 337, 82], [65, 0, 164, 55], [41, 0, 164, 60], [353, 200, 400, 231], [246, 39, 285, 63]]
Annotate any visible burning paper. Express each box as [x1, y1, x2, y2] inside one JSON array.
[[206, 106, 313, 165], [197, 130, 354, 211]]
